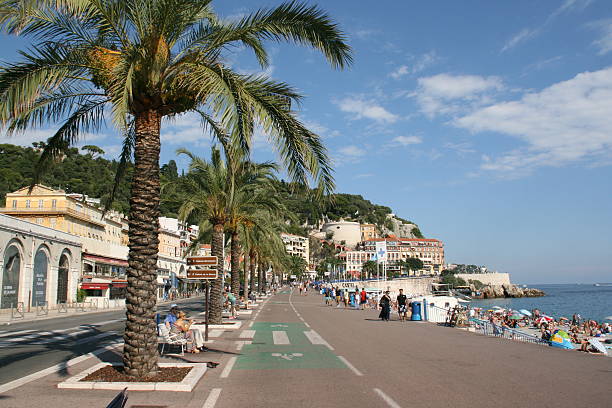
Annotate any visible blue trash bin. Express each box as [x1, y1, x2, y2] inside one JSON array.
[[411, 301, 422, 321]]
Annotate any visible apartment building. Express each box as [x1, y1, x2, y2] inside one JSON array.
[[360, 223, 378, 241], [280, 233, 309, 263]]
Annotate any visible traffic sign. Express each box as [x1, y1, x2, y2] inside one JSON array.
[[186, 256, 218, 266], [187, 269, 218, 279]]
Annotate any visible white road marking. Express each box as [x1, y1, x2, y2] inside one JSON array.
[[374, 388, 402, 408], [0, 342, 121, 394], [248, 321, 254, 328], [220, 356, 236, 378], [73, 331, 119, 345], [239, 330, 256, 338], [338, 356, 363, 376], [202, 388, 222, 408], [90, 319, 124, 327], [235, 340, 251, 351], [272, 331, 290, 345], [304, 322, 310, 328], [304, 330, 334, 350], [0, 330, 34, 338], [208, 329, 224, 337]]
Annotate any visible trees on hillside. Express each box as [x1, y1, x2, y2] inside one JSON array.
[[0, 0, 350, 377]]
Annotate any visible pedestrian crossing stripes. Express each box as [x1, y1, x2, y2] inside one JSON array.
[[239, 330, 256, 338], [0, 327, 122, 347], [303, 330, 334, 350]]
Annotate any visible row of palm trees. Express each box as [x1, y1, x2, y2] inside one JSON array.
[[0, 0, 352, 377], [170, 144, 290, 325]]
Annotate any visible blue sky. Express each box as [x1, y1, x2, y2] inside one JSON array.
[[1, 0, 612, 284]]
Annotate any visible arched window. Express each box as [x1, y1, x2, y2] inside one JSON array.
[[57, 253, 70, 304], [1, 244, 21, 309], [32, 248, 49, 306]]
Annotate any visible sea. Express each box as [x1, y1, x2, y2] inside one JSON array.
[[469, 283, 612, 322]]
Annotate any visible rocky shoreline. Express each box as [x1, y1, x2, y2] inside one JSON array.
[[470, 283, 545, 299]]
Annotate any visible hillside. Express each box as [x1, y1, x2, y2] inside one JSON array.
[[0, 143, 423, 237]]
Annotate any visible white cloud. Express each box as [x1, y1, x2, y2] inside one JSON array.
[[414, 73, 504, 117], [389, 51, 439, 79], [390, 65, 410, 79], [338, 145, 366, 158], [443, 142, 476, 155], [161, 112, 214, 146], [588, 19, 612, 55], [0, 129, 108, 147], [501, 28, 539, 53], [391, 135, 422, 146], [454, 67, 612, 175], [336, 98, 399, 123], [502, 0, 592, 52]]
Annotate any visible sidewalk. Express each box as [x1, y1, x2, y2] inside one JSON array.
[[0, 293, 274, 408], [0, 296, 205, 325]]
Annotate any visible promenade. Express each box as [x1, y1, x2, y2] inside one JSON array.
[[0, 288, 610, 408]]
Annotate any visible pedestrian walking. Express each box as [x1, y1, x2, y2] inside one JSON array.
[[359, 288, 367, 310], [379, 291, 391, 321], [397, 289, 408, 321]]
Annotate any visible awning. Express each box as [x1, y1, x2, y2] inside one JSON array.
[[81, 283, 109, 290], [111, 282, 127, 288], [83, 253, 128, 267]]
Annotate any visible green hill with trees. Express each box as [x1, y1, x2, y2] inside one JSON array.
[[0, 142, 423, 236]]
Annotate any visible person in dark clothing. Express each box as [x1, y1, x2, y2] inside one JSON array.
[[379, 291, 391, 321], [397, 289, 408, 321]]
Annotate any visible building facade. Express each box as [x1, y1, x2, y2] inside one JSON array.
[[360, 223, 378, 241], [281, 233, 309, 263], [0, 214, 82, 309]]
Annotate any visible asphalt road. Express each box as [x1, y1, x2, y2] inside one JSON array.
[[0, 290, 610, 408], [0, 296, 206, 385]]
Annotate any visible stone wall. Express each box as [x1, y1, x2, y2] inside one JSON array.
[[455, 272, 511, 286], [335, 276, 437, 297]]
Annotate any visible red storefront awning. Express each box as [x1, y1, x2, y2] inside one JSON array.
[[111, 282, 127, 288], [81, 283, 109, 290]]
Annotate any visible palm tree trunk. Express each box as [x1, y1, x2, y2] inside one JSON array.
[[257, 262, 263, 293], [249, 251, 256, 294], [123, 109, 161, 378], [209, 223, 224, 324], [230, 232, 240, 296], [243, 250, 249, 308], [262, 263, 267, 293]]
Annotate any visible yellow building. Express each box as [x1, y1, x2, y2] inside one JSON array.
[[1, 185, 129, 278], [360, 223, 378, 241]]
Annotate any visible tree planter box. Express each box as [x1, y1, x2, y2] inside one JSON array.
[[57, 362, 207, 392]]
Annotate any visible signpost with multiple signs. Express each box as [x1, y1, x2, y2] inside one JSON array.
[[186, 256, 219, 341]]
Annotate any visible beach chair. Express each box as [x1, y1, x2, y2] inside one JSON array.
[[157, 323, 187, 356]]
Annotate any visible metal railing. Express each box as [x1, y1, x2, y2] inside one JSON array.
[[36, 301, 49, 316], [427, 305, 451, 324], [11, 302, 24, 320], [469, 318, 549, 346], [57, 302, 68, 313]]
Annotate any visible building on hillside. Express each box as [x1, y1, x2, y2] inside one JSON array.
[[281, 233, 309, 263], [0, 213, 82, 309], [398, 237, 445, 275], [352, 236, 445, 276], [360, 223, 378, 241], [321, 220, 361, 248]]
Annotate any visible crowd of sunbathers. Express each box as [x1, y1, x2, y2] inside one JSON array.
[[475, 308, 611, 353]]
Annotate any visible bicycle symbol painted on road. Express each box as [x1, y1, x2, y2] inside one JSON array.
[[271, 353, 303, 361]]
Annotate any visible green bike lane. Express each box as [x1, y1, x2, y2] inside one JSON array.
[[214, 290, 391, 408]]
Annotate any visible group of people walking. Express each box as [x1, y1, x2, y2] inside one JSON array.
[[377, 289, 411, 321]]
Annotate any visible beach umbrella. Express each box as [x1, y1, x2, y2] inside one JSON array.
[[605, 316, 612, 321], [519, 309, 532, 317], [536, 316, 553, 325], [549, 332, 575, 350], [588, 338, 608, 355], [509, 315, 522, 320], [554, 330, 570, 339]]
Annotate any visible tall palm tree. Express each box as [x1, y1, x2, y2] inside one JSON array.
[[176, 147, 229, 326], [0, 0, 351, 377]]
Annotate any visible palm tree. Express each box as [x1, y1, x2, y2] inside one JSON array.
[[0, 0, 351, 377], [176, 147, 229, 325]]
